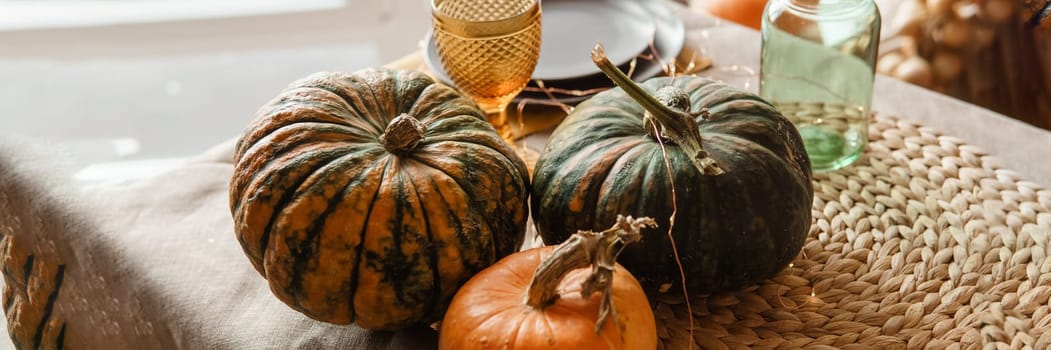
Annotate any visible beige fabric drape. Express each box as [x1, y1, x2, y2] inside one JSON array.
[[0, 138, 437, 349]]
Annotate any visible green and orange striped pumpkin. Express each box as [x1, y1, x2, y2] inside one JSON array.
[[229, 68, 530, 330], [530, 47, 814, 295]]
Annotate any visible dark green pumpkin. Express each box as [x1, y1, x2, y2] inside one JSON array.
[[229, 68, 530, 330], [531, 48, 813, 295]]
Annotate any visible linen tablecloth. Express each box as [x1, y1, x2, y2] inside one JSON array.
[[0, 138, 439, 349]]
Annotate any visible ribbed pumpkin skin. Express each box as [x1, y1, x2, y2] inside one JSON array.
[[229, 69, 530, 330], [531, 76, 813, 295], [439, 246, 657, 350]]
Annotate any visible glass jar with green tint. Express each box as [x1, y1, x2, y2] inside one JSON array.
[[760, 0, 880, 173]]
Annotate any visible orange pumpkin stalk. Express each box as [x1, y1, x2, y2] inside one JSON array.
[[438, 215, 658, 350]]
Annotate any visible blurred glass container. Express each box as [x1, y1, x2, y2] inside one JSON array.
[[760, 0, 880, 173]]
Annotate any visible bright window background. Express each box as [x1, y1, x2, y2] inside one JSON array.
[[0, 0, 347, 31], [0, 0, 430, 185]]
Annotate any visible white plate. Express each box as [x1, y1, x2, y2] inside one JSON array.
[[532, 0, 655, 81]]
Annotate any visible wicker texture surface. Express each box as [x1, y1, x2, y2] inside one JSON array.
[[652, 112, 1051, 349]]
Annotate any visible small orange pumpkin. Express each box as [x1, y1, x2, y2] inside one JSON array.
[[438, 216, 658, 350]]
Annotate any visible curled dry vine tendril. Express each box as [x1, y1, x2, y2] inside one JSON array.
[[650, 121, 694, 350], [513, 34, 673, 116]]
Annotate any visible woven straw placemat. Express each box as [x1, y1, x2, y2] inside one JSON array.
[[650, 112, 1051, 349]]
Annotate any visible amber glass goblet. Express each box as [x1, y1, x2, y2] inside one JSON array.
[[431, 0, 542, 144]]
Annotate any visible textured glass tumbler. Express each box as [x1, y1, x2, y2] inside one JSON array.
[[431, 0, 542, 114], [760, 0, 880, 173]]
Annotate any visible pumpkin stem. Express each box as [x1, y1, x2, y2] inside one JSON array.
[[524, 215, 656, 334], [590, 43, 724, 176], [379, 113, 427, 155]]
